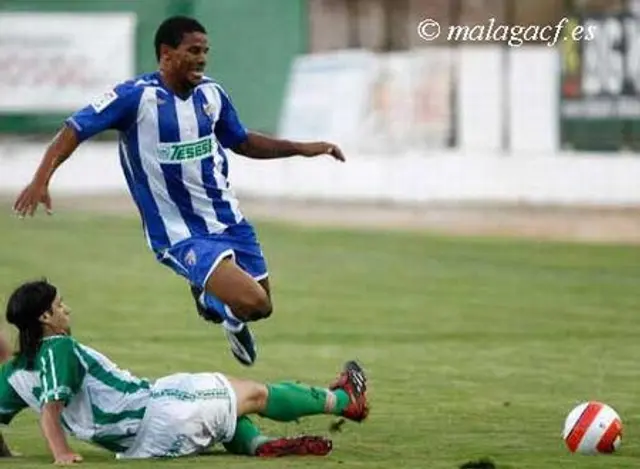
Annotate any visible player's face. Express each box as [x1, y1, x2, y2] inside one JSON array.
[[40, 294, 72, 335], [171, 32, 209, 87]]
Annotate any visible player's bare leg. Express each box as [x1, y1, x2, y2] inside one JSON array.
[[220, 363, 368, 455], [192, 268, 272, 322], [205, 257, 272, 321], [257, 276, 271, 301], [194, 256, 272, 365]]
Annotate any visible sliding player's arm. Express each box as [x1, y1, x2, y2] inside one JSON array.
[[211, 85, 345, 162], [38, 337, 84, 464], [13, 84, 140, 218], [0, 361, 29, 458], [40, 401, 81, 464]]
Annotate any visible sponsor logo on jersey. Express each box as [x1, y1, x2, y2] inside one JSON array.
[[91, 90, 118, 113], [157, 136, 213, 163]]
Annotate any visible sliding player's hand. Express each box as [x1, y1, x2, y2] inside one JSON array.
[[54, 452, 82, 465], [13, 181, 52, 217]]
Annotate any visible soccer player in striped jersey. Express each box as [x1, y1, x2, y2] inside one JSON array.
[[0, 333, 13, 458], [0, 280, 368, 463], [13, 16, 346, 367]]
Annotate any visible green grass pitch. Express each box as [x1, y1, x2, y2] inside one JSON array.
[[0, 210, 639, 468]]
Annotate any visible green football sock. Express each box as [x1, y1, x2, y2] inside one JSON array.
[[223, 416, 271, 456], [259, 381, 350, 422]]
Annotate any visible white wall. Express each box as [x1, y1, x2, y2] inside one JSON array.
[[456, 46, 505, 152], [2, 142, 640, 206], [508, 47, 559, 153], [456, 45, 560, 153]]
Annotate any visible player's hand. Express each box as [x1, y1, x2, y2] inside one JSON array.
[[54, 452, 82, 465], [13, 180, 53, 218], [299, 142, 346, 162]]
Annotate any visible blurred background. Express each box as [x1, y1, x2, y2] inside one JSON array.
[[1, 0, 639, 239], [2, 5, 640, 468]]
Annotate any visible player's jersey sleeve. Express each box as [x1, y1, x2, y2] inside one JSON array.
[[37, 337, 84, 406], [0, 361, 28, 425], [214, 85, 248, 149], [65, 82, 142, 143]]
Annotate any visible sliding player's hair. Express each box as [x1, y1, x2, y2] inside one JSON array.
[[154, 16, 207, 61], [5, 279, 56, 369]]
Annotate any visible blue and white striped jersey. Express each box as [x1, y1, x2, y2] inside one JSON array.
[[66, 72, 248, 254]]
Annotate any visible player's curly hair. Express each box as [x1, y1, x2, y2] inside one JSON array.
[[154, 16, 207, 61], [5, 279, 56, 369]]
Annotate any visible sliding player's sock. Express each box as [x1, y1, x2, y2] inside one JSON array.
[[260, 381, 350, 422], [223, 416, 271, 455]]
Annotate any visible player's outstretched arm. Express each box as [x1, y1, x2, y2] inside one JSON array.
[[40, 401, 82, 465], [13, 126, 79, 218], [233, 131, 346, 162]]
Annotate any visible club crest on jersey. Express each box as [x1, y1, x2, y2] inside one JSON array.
[[157, 136, 213, 163], [184, 249, 197, 266], [203, 102, 215, 116]]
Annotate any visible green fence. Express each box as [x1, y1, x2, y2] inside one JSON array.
[[0, 0, 307, 135], [195, 0, 307, 134]]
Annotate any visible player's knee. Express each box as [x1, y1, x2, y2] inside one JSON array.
[[251, 382, 269, 410], [237, 288, 272, 321], [249, 293, 272, 320], [241, 382, 268, 414], [257, 298, 273, 319], [261, 303, 273, 319], [228, 378, 269, 416]]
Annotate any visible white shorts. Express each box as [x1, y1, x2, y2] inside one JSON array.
[[117, 372, 237, 459]]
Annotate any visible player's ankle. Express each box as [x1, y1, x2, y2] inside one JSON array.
[[223, 319, 244, 332], [328, 389, 350, 415]]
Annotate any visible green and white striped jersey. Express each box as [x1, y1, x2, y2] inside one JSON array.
[[0, 335, 151, 453], [0, 355, 39, 424]]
